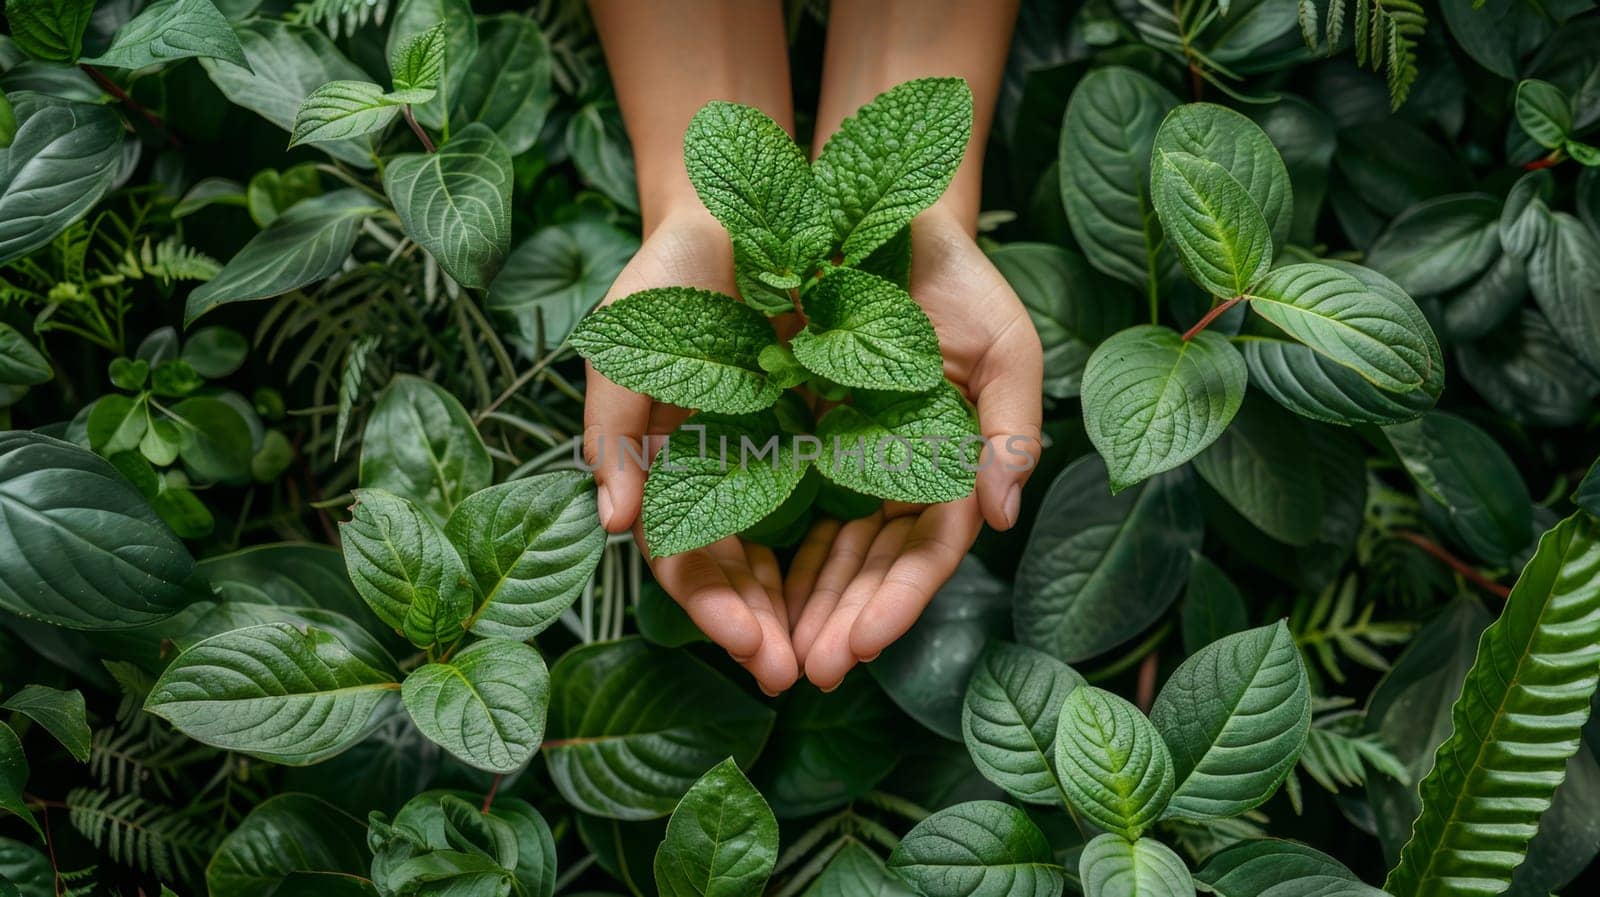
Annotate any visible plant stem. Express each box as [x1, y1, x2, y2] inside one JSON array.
[[403, 106, 437, 152], [481, 774, 503, 814], [1182, 296, 1244, 341], [1395, 530, 1511, 599], [1135, 650, 1159, 712], [1524, 148, 1563, 171], [81, 65, 181, 148]]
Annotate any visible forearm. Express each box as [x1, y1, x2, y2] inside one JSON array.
[[588, 0, 794, 233], [812, 0, 1019, 231]]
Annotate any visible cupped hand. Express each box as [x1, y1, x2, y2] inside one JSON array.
[[786, 208, 1044, 690], [584, 207, 799, 695]]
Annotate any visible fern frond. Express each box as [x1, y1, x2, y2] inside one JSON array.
[[335, 334, 379, 461], [1299, 717, 1408, 794], [57, 865, 99, 897], [1293, 575, 1416, 684], [1301, 0, 1421, 108], [286, 0, 391, 38], [140, 238, 221, 284], [66, 787, 214, 881]]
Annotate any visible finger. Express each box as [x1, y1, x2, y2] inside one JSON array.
[[744, 542, 792, 669], [804, 517, 912, 691], [724, 550, 799, 696], [651, 539, 763, 660], [849, 497, 983, 660], [584, 367, 653, 533], [784, 518, 842, 628], [970, 310, 1044, 531], [792, 514, 880, 664]]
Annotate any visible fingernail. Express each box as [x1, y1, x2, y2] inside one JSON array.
[[859, 651, 881, 663], [1003, 483, 1022, 529], [819, 682, 839, 694], [597, 486, 614, 528], [759, 684, 779, 698], [729, 649, 755, 663]]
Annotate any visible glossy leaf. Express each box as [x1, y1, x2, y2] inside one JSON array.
[[1384, 412, 1532, 566], [1078, 835, 1195, 897], [384, 123, 513, 289], [486, 217, 637, 355], [340, 488, 475, 650], [653, 758, 778, 897], [1525, 212, 1600, 372], [1055, 686, 1175, 838], [1365, 195, 1502, 298], [989, 243, 1139, 399], [450, 15, 551, 156], [403, 638, 549, 773], [0, 685, 88, 762], [207, 794, 372, 897], [888, 800, 1065, 897], [962, 641, 1085, 805], [360, 374, 491, 522], [0, 324, 51, 387], [1154, 103, 1292, 247], [1151, 150, 1273, 298], [1194, 840, 1362, 897], [1516, 79, 1572, 149], [804, 840, 915, 897], [0, 94, 122, 266], [289, 80, 399, 146], [384, 0, 476, 130], [1192, 397, 1323, 546], [82, 0, 247, 69], [0, 722, 39, 838], [1181, 554, 1248, 655]]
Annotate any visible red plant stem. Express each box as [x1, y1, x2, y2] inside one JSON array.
[[1182, 297, 1244, 341], [1396, 530, 1511, 599], [481, 774, 503, 814], [404, 106, 437, 153], [1136, 651, 1159, 713], [80, 64, 181, 148], [1524, 150, 1562, 171]]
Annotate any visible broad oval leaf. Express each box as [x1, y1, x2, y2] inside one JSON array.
[[0, 722, 38, 838], [1516, 79, 1572, 149], [1078, 834, 1195, 897], [1365, 194, 1502, 297], [444, 473, 605, 640], [80, 0, 248, 69], [486, 216, 637, 355], [1013, 455, 1201, 663], [0, 685, 88, 763], [1526, 212, 1600, 372], [1154, 103, 1292, 248], [0, 432, 197, 629], [450, 14, 552, 156], [544, 638, 775, 820], [402, 638, 549, 774], [791, 268, 942, 392], [962, 641, 1085, 805], [0, 94, 122, 266], [989, 243, 1140, 399], [384, 123, 513, 289], [1082, 324, 1246, 492], [653, 758, 778, 897], [1193, 839, 1360, 897], [0, 323, 52, 387], [359, 374, 491, 522], [1384, 412, 1532, 566], [752, 672, 904, 818], [198, 542, 397, 648], [145, 622, 401, 765], [4, 0, 93, 61], [887, 800, 1064, 897], [814, 381, 979, 504], [1150, 621, 1311, 821], [1151, 150, 1273, 298], [340, 488, 475, 649], [1192, 397, 1324, 546], [571, 287, 782, 414], [805, 839, 915, 897], [207, 793, 372, 897], [289, 80, 399, 146], [1055, 686, 1175, 838]]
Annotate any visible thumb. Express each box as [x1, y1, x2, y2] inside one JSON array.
[[971, 317, 1043, 531]]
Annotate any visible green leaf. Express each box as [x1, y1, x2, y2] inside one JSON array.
[[186, 189, 381, 323], [567, 99, 638, 213], [684, 100, 832, 281], [813, 77, 973, 264], [170, 395, 254, 482], [752, 673, 904, 817], [0, 90, 12, 150], [82, 0, 248, 69], [389, 21, 445, 96], [888, 800, 1064, 897], [3, 0, 94, 61], [176, 604, 398, 674], [384, 123, 513, 289], [0, 94, 123, 266], [0, 722, 40, 839], [486, 217, 639, 355], [1154, 103, 1293, 248], [1181, 554, 1248, 655], [88, 394, 147, 455], [571, 287, 782, 414], [790, 268, 942, 392], [359, 374, 491, 522], [0, 323, 50, 387], [1151, 150, 1273, 298], [642, 410, 807, 557], [1576, 458, 1600, 519], [1014, 455, 1201, 663], [1150, 621, 1311, 820], [815, 381, 979, 504], [1384, 412, 1532, 566], [449, 15, 551, 156], [1055, 685, 1175, 838], [1526, 212, 1600, 373], [962, 641, 1085, 805], [0, 432, 197, 628], [1365, 195, 1502, 298], [0, 685, 89, 762], [403, 638, 548, 774], [1516, 79, 1572, 150], [145, 622, 401, 765], [653, 758, 778, 897], [198, 542, 396, 648], [340, 488, 475, 649], [289, 80, 400, 146], [804, 840, 915, 897], [1078, 834, 1195, 897], [1193, 840, 1360, 897], [384, 0, 476, 130], [208, 794, 372, 897], [544, 639, 774, 820], [1385, 513, 1600, 897], [1246, 262, 1437, 394], [492, 798, 558, 897], [1192, 397, 1323, 546], [1059, 67, 1180, 290], [1082, 324, 1246, 492], [443, 473, 606, 640], [181, 326, 248, 379]]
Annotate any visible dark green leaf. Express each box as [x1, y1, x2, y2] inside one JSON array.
[[170, 395, 254, 482], [888, 801, 1064, 897], [753, 673, 903, 818], [82, 0, 249, 70], [962, 641, 1085, 805], [384, 0, 476, 130], [1181, 554, 1248, 655], [0, 94, 122, 265], [1517, 79, 1573, 150], [0, 324, 50, 387], [0, 685, 88, 762], [567, 100, 638, 213], [803, 840, 915, 897], [1154, 103, 1293, 248], [384, 123, 513, 289], [1365, 194, 1502, 297], [1192, 397, 1324, 546], [0, 722, 39, 838], [359, 374, 491, 522], [654, 758, 778, 897], [1384, 412, 1532, 566], [207, 794, 372, 897], [1193, 840, 1359, 897], [988, 243, 1139, 399], [486, 218, 637, 355], [181, 326, 248, 379], [1526, 212, 1600, 373], [450, 15, 551, 156]]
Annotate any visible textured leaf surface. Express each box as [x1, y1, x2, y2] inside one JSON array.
[[815, 381, 979, 504], [545, 639, 774, 820], [814, 78, 973, 264], [1193, 840, 1360, 897], [1152, 151, 1273, 297], [4, 0, 93, 61], [146, 623, 400, 765], [360, 374, 491, 522], [1154, 103, 1292, 247], [888, 800, 1064, 897], [571, 288, 781, 414], [804, 840, 915, 897], [1385, 513, 1600, 897], [1082, 324, 1246, 492], [389, 22, 445, 95], [0, 685, 89, 762], [1384, 412, 1532, 566], [1150, 621, 1311, 820], [403, 638, 548, 773], [791, 268, 942, 391], [1078, 834, 1195, 897], [82, 0, 248, 69], [384, 0, 475, 130], [341, 488, 474, 649], [962, 641, 1085, 805], [384, 123, 513, 288], [207, 794, 371, 897], [0, 95, 123, 266], [1365, 195, 1502, 298], [289, 80, 399, 146], [1516, 79, 1571, 149], [653, 758, 778, 897], [450, 15, 552, 156], [1055, 686, 1174, 838]]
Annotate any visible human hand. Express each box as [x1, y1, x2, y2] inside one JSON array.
[[786, 208, 1044, 690], [584, 207, 800, 695]]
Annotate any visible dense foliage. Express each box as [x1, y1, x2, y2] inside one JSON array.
[[1, 1, 1599, 897]]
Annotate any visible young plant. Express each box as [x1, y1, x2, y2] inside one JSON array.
[[570, 78, 982, 557]]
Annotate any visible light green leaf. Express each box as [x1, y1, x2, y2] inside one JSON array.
[[1246, 262, 1437, 394], [1192, 397, 1324, 546], [1055, 686, 1175, 838], [185, 189, 381, 323], [571, 287, 782, 414], [87, 394, 147, 455], [403, 638, 548, 773], [289, 80, 400, 146], [961, 641, 1085, 805], [804, 840, 915, 897], [341, 488, 475, 649], [654, 758, 778, 897], [642, 410, 807, 557], [544, 638, 774, 820], [384, 0, 476, 130], [208, 794, 372, 897], [684, 100, 832, 280], [0, 94, 123, 266], [384, 122, 513, 289], [486, 217, 638, 355], [449, 14, 551, 156], [359, 374, 491, 521], [82, 0, 247, 69], [1385, 513, 1600, 897], [4, 0, 94, 61], [1151, 150, 1272, 298], [1384, 412, 1532, 566], [1150, 621, 1311, 821], [0, 722, 40, 839], [1082, 324, 1246, 492], [887, 800, 1064, 897], [1079, 835, 1195, 897], [0, 324, 50, 388], [814, 77, 973, 264], [444, 473, 605, 639], [1516, 79, 1572, 150], [145, 622, 401, 765], [0, 685, 89, 762], [389, 21, 444, 96], [814, 381, 978, 504], [1154, 103, 1292, 248], [791, 268, 942, 392]]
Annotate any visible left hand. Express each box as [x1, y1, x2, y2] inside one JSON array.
[[784, 207, 1044, 690]]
